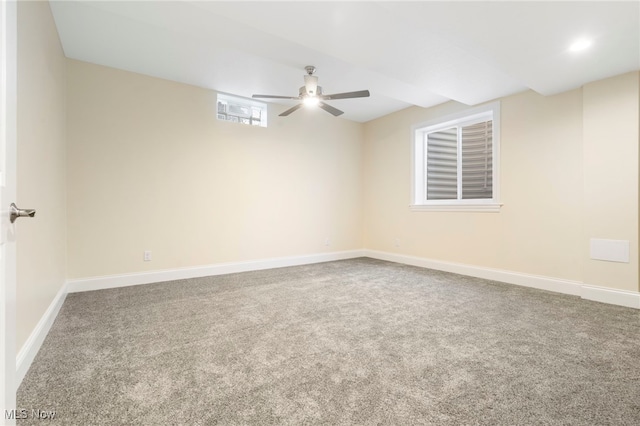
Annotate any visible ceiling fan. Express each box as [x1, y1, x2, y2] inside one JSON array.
[[252, 66, 370, 117]]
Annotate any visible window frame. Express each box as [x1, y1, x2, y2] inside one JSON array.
[[411, 102, 501, 212], [216, 93, 268, 128]]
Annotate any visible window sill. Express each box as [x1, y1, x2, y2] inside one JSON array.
[[410, 203, 502, 213]]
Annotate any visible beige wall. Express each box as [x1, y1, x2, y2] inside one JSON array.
[[16, 1, 67, 351], [364, 73, 640, 291], [66, 60, 364, 279], [500, 90, 584, 280], [583, 72, 640, 291]]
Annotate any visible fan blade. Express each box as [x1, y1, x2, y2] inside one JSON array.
[[252, 94, 300, 100], [321, 90, 370, 100], [279, 103, 304, 117], [318, 102, 344, 117]]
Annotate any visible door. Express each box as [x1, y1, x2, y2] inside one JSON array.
[[1, 0, 17, 424]]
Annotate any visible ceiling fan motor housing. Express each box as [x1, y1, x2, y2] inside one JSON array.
[[299, 85, 322, 97], [304, 74, 319, 96]]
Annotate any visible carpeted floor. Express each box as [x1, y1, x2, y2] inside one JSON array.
[[16, 258, 640, 425]]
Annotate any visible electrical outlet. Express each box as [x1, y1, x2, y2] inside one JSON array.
[[394, 238, 401, 248], [324, 238, 331, 246], [143, 250, 152, 261]]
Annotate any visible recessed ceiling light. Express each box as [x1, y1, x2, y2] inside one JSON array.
[[569, 38, 592, 52]]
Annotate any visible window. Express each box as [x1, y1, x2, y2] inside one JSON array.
[[412, 102, 500, 212], [217, 93, 267, 127]]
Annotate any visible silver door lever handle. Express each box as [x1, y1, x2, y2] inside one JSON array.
[[10, 203, 36, 223]]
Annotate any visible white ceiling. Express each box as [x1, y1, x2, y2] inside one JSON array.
[[49, 1, 640, 122]]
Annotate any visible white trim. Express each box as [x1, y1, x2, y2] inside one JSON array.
[[581, 285, 640, 309], [1, 0, 17, 421], [411, 101, 501, 209], [409, 203, 502, 212], [67, 250, 365, 293], [364, 250, 581, 296], [364, 250, 640, 309], [411, 103, 499, 133], [16, 281, 68, 387]]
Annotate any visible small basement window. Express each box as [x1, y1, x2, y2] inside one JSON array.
[[217, 93, 267, 127]]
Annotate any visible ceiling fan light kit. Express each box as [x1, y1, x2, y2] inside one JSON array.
[[253, 66, 370, 117], [303, 96, 320, 107]]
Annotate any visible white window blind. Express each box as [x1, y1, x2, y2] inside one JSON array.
[[461, 120, 492, 200], [426, 128, 457, 200]]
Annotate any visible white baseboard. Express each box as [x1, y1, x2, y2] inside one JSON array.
[[16, 280, 68, 387], [67, 250, 365, 293], [363, 250, 640, 309], [363, 250, 582, 295], [581, 285, 640, 309]]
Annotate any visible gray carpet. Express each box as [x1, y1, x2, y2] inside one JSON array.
[[16, 258, 640, 425]]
